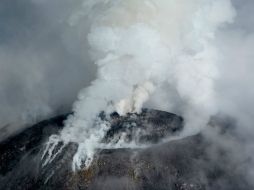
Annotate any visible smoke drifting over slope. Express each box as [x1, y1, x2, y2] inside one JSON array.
[[1, 0, 254, 181], [45, 0, 236, 170]]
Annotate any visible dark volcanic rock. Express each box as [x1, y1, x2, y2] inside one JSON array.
[[0, 114, 68, 176], [0, 109, 252, 190], [104, 109, 184, 144]]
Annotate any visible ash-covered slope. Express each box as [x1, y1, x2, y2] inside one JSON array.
[[0, 109, 252, 190]]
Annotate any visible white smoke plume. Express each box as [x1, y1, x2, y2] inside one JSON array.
[[41, 0, 236, 171], [2, 0, 254, 186]]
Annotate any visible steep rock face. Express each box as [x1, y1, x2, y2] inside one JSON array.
[[0, 109, 251, 190]]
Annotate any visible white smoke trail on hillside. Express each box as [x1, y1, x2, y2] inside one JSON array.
[[44, 0, 236, 171]]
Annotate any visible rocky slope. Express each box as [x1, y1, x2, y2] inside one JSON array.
[[0, 109, 252, 190]]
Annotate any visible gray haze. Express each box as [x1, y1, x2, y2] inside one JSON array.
[[216, 0, 254, 135], [0, 0, 254, 157], [0, 0, 254, 188], [0, 0, 97, 139]]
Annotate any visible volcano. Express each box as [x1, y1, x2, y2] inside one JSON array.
[[0, 109, 252, 190]]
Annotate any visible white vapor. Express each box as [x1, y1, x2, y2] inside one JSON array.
[[41, 0, 236, 171], [1, 0, 254, 185]]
